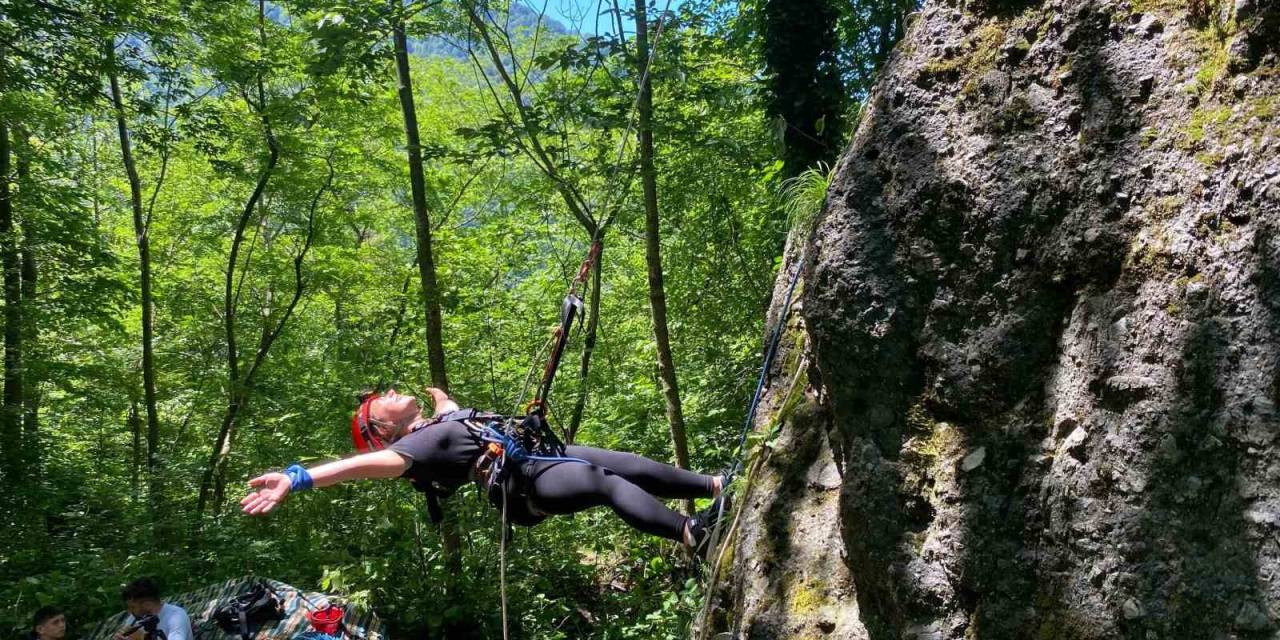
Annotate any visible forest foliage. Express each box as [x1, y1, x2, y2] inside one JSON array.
[[0, 0, 911, 637]]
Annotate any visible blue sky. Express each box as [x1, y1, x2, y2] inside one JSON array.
[[538, 0, 691, 36]]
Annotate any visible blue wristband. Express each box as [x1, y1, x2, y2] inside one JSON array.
[[285, 464, 313, 492]]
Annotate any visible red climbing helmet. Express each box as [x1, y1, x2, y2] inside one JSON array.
[[351, 391, 385, 452]]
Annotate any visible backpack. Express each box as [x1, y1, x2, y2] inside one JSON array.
[[212, 582, 283, 640]]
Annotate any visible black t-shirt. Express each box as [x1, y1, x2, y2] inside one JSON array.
[[390, 419, 484, 491]]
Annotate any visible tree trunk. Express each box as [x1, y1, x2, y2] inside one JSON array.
[[209, 396, 243, 513], [392, 13, 461, 573], [90, 123, 102, 236], [20, 245, 36, 456], [0, 122, 23, 482], [392, 15, 449, 393], [106, 41, 161, 482], [760, 0, 846, 178], [873, 1, 910, 65], [196, 103, 278, 520], [632, 0, 691, 510], [129, 399, 141, 498], [15, 129, 39, 476]]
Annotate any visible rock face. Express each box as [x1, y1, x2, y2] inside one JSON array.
[[726, 236, 869, 639], [729, 0, 1280, 638]]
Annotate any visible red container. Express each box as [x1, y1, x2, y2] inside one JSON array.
[[306, 606, 344, 635]]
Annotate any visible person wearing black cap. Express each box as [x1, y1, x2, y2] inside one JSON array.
[[241, 387, 730, 553]]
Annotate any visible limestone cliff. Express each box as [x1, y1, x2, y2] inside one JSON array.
[[726, 0, 1280, 637]]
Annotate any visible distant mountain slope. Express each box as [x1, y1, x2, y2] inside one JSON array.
[[410, 2, 574, 59]]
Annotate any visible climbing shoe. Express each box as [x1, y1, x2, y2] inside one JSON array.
[[687, 493, 733, 558]]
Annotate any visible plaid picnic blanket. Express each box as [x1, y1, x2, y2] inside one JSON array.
[[83, 577, 384, 640]]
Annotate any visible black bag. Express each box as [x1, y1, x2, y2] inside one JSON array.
[[212, 582, 282, 640]]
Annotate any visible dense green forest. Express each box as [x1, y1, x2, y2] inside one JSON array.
[[0, 0, 912, 637]]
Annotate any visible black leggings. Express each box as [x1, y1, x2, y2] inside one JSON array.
[[520, 446, 714, 541]]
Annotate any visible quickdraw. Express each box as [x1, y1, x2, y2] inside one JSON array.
[[529, 239, 601, 419]]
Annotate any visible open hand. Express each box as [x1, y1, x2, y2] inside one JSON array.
[[240, 472, 291, 515]]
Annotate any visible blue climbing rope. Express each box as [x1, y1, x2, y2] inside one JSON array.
[[479, 422, 592, 466], [729, 246, 807, 478], [694, 246, 808, 640]]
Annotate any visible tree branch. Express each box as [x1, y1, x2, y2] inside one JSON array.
[[464, 3, 598, 235], [245, 152, 334, 387]]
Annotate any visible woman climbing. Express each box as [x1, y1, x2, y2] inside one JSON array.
[[240, 387, 729, 552]]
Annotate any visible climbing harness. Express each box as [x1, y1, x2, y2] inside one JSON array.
[[478, 416, 581, 468], [460, 413, 594, 536]]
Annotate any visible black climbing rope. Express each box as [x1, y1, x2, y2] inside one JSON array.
[[730, 245, 808, 478], [695, 244, 808, 639]]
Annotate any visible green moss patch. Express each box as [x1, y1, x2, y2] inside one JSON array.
[[787, 578, 829, 616], [1179, 105, 1232, 148], [919, 21, 1009, 84]]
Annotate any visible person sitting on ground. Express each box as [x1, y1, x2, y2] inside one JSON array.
[[30, 606, 67, 640], [113, 578, 192, 640], [240, 386, 730, 552]]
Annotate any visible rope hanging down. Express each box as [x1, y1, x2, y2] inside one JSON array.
[[730, 245, 807, 478], [488, 0, 676, 635], [493, 239, 602, 640], [695, 245, 808, 640]]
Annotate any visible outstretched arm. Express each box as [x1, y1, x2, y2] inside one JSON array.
[[240, 449, 409, 515]]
